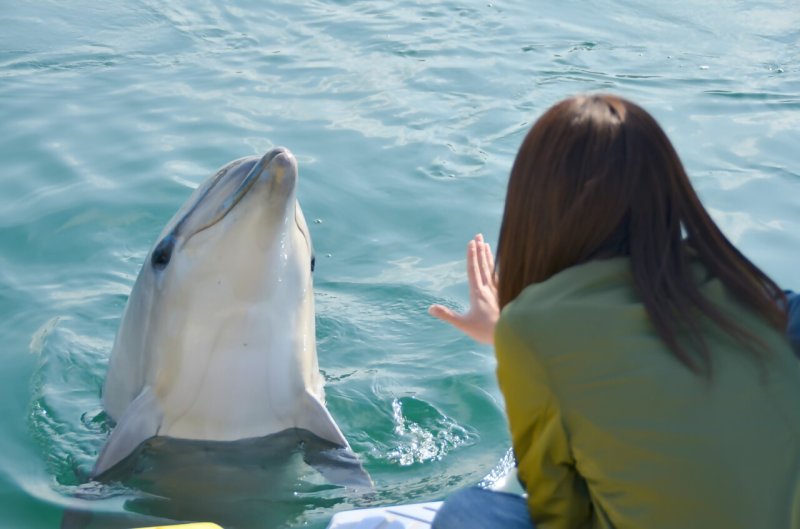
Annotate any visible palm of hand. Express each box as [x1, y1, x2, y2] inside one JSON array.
[[429, 234, 499, 345]]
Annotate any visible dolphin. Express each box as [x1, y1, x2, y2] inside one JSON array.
[[92, 147, 367, 486]]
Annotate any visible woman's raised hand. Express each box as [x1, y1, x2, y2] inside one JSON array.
[[429, 234, 500, 345]]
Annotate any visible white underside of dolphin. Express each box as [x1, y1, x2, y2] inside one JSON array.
[[93, 148, 366, 485]]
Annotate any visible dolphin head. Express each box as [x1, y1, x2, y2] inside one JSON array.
[[150, 147, 311, 306], [102, 147, 322, 440], [154, 148, 306, 273]]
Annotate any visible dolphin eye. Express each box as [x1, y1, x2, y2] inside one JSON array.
[[151, 235, 176, 271], [311, 255, 316, 273]]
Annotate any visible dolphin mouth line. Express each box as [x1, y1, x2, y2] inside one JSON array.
[[176, 148, 291, 244]]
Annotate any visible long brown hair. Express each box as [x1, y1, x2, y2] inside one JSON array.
[[496, 94, 787, 373]]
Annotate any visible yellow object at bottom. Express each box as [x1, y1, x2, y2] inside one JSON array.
[[137, 522, 222, 529]]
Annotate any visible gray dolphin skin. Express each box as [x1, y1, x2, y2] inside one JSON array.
[[93, 147, 369, 487]]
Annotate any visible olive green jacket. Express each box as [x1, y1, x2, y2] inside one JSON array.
[[495, 257, 800, 529]]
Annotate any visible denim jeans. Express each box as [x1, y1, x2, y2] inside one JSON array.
[[786, 290, 800, 356], [431, 487, 535, 529]]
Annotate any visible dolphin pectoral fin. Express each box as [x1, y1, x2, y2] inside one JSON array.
[[296, 390, 349, 448], [302, 441, 374, 490], [91, 386, 163, 479], [296, 392, 373, 489]]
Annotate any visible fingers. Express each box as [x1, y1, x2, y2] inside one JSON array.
[[472, 234, 495, 289], [475, 235, 492, 287], [482, 240, 497, 291], [428, 233, 498, 344], [483, 240, 495, 272], [429, 303, 495, 345], [474, 234, 494, 267], [428, 304, 461, 326], [466, 239, 480, 291]]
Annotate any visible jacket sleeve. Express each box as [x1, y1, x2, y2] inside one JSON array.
[[495, 317, 592, 529]]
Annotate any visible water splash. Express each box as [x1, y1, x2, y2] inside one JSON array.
[[384, 397, 476, 466], [477, 447, 516, 489]]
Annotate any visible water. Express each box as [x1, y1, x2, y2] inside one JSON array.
[[1, 1, 798, 527]]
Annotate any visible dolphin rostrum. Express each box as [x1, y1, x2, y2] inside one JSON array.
[[93, 147, 367, 486]]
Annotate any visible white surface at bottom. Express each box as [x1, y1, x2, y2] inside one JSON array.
[[326, 501, 443, 529]]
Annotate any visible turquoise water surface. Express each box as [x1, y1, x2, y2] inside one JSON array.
[[1, 1, 798, 528]]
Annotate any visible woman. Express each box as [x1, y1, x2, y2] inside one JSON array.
[[429, 94, 800, 529]]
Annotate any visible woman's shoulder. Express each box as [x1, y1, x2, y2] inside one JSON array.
[[498, 256, 796, 380], [495, 257, 654, 379], [501, 257, 638, 329]]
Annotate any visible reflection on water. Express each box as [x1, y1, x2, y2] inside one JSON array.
[[60, 432, 371, 529]]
